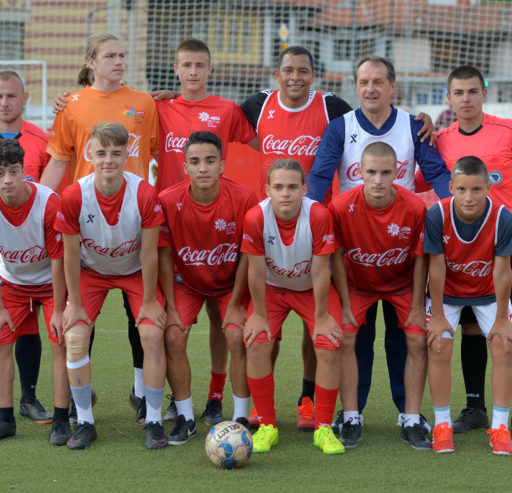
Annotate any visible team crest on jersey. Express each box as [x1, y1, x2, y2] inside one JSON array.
[[198, 112, 221, 128], [387, 223, 411, 239], [123, 106, 146, 123], [387, 223, 400, 237], [488, 170, 503, 185], [215, 218, 236, 234]]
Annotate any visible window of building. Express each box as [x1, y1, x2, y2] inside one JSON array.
[[0, 22, 24, 60]]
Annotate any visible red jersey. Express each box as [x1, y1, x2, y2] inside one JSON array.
[[18, 120, 50, 182], [329, 185, 426, 295], [156, 95, 255, 192], [440, 197, 501, 298], [436, 114, 512, 208], [158, 177, 257, 296], [256, 90, 329, 199], [55, 177, 162, 234]]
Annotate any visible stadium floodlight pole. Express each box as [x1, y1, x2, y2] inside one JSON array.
[[0, 60, 47, 131]]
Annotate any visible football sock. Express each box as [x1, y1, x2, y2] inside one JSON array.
[[298, 378, 315, 406], [175, 397, 194, 421], [314, 385, 338, 430], [144, 385, 164, 424], [133, 368, 144, 399], [53, 406, 69, 423], [247, 373, 276, 426], [70, 384, 94, 424], [232, 395, 250, 421], [434, 405, 451, 427], [15, 333, 41, 403], [208, 371, 226, 401], [461, 334, 487, 409], [403, 413, 420, 427], [124, 291, 144, 369], [491, 406, 510, 429], [0, 407, 15, 422], [343, 410, 359, 424]]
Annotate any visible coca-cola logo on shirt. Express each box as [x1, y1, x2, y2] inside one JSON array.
[[266, 257, 312, 278], [83, 133, 141, 161], [82, 235, 141, 257], [347, 247, 410, 267], [346, 160, 409, 182], [164, 132, 187, 154], [178, 243, 238, 266], [261, 134, 321, 157], [446, 258, 492, 277], [0, 245, 49, 264]]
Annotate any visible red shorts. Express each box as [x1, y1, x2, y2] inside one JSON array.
[[0, 282, 57, 345], [174, 285, 249, 329], [78, 268, 164, 326], [344, 291, 426, 335], [246, 283, 343, 350]]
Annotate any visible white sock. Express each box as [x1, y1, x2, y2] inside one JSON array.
[[491, 405, 510, 429], [343, 410, 359, 424], [70, 384, 94, 425], [176, 397, 194, 421], [403, 413, 420, 427], [134, 368, 144, 398], [433, 406, 451, 427], [145, 385, 164, 424], [232, 395, 250, 421]]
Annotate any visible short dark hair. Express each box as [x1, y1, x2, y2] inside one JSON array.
[[176, 38, 211, 64], [278, 46, 314, 72], [451, 155, 488, 181], [184, 131, 223, 157], [361, 142, 397, 167], [267, 159, 305, 184], [355, 56, 396, 83], [447, 65, 485, 91], [0, 138, 25, 167]]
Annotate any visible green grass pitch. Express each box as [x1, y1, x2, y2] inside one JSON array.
[[1, 290, 509, 492]]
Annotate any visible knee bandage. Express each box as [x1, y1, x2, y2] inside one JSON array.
[[65, 325, 91, 361], [66, 354, 90, 370]]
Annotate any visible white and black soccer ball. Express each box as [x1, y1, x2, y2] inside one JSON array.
[[205, 421, 253, 469]]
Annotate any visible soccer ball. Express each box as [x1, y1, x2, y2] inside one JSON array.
[[205, 421, 253, 469]]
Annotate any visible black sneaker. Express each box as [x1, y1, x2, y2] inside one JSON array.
[[20, 400, 53, 424], [0, 419, 16, 439], [136, 396, 146, 426], [167, 414, 197, 445], [331, 409, 344, 434], [144, 421, 168, 450], [49, 419, 72, 446], [453, 407, 489, 434], [201, 399, 224, 426], [69, 389, 97, 426], [129, 387, 142, 411], [235, 417, 250, 428], [340, 420, 362, 449], [66, 422, 97, 450], [401, 423, 432, 450], [163, 394, 178, 423]]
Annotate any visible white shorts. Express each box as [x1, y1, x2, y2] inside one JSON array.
[[425, 297, 512, 339]]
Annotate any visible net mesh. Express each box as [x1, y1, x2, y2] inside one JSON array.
[[1, 0, 512, 127]]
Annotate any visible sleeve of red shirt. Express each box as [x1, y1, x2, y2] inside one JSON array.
[[54, 182, 82, 235], [413, 203, 427, 256], [231, 102, 256, 144], [327, 201, 343, 250], [137, 181, 164, 228], [148, 99, 160, 156], [310, 203, 336, 255], [241, 205, 264, 255], [44, 193, 64, 259], [157, 192, 173, 248]]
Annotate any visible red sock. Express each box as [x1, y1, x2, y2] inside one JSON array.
[[247, 373, 276, 426], [315, 385, 338, 430], [208, 371, 226, 401]]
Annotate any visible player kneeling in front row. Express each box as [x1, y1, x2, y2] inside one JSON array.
[[424, 156, 512, 454], [242, 159, 344, 455], [0, 139, 70, 444], [158, 131, 257, 445], [330, 142, 430, 450], [55, 122, 167, 450]]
